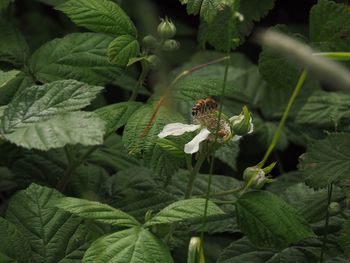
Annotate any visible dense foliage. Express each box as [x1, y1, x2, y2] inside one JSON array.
[[0, 0, 349, 262]]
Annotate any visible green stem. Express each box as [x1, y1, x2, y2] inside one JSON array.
[[129, 66, 148, 101], [320, 183, 333, 263], [258, 69, 308, 168], [315, 52, 350, 61], [185, 152, 207, 199]]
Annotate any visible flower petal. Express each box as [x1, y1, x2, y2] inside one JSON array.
[[184, 128, 211, 154], [158, 123, 201, 138], [248, 117, 254, 134]]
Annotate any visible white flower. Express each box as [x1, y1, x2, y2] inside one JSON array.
[[158, 121, 241, 155]]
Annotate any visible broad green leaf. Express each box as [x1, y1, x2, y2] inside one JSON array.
[[309, 0, 350, 51], [54, 197, 140, 227], [0, 21, 30, 65], [145, 198, 225, 226], [83, 227, 173, 263], [107, 35, 140, 66], [3, 111, 105, 150], [6, 184, 89, 263], [338, 221, 350, 257], [214, 140, 240, 170], [123, 103, 184, 154], [95, 101, 142, 135], [236, 191, 315, 249], [299, 133, 350, 189], [0, 217, 32, 263], [296, 91, 350, 129], [28, 33, 121, 85], [0, 70, 19, 88], [56, 0, 136, 36], [1, 79, 103, 133], [156, 138, 186, 158]]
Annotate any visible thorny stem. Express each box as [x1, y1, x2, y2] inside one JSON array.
[[142, 56, 230, 137], [320, 183, 333, 263], [257, 69, 308, 168]]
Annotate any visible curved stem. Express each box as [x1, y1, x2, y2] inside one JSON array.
[[320, 183, 333, 263], [129, 66, 148, 101], [258, 69, 308, 168]]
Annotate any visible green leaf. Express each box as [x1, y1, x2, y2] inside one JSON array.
[[6, 184, 90, 263], [0, 217, 32, 263], [0, 70, 19, 88], [36, 0, 67, 6], [215, 140, 239, 170], [236, 191, 315, 249], [3, 111, 106, 150], [56, 0, 136, 36], [0, 167, 16, 192], [309, 0, 350, 51], [1, 79, 103, 133], [107, 35, 140, 66], [83, 227, 173, 263], [296, 91, 350, 129], [28, 33, 121, 85], [54, 197, 140, 227], [156, 138, 186, 158], [0, 21, 30, 65], [95, 101, 141, 135], [338, 221, 350, 258], [0, 0, 10, 10], [299, 133, 350, 189], [145, 198, 225, 226]]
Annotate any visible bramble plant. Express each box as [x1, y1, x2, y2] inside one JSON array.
[[0, 0, 350, 262]]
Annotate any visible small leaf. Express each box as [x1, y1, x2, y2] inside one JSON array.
[[145, 198, 225, 226], [156, 138, 185, 158], [56, 0, 136, 36], [107, 35, 140, 66], [0, 217, 32, 263], [236, 191, 315, 249], [28, 33, 121, 85], [299, 133, 350, 189], [54, 197, 140, 227], [83, 227, 173, 263]]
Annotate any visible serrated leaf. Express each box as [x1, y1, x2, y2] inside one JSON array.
[[1, 79, 103, 133], [6, 184, 89, 263], [0, 217, 32, 263], [95, 101, 141, 135], [83, 227, 173, 263], [309, 0, 350, 51], [56, 0, 136, 36], [145, 198, 225, 226], [156, 138, 185, 157], [107, 35, 140, 66], [215, 140, 239, 170], [236, 191, 315, 249], [296, 91, 350, 129], [28, 33, 121, 85], [3, 111, 105, 150], [299, 133, 350, 189], [54, 197, 140, 227], [0, 70, 19, 88], [0, 21, 30, 65]]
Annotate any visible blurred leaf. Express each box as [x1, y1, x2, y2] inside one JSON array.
[[0, 167, 16, 192], [6, 184, 89, 263], [0, 0, 10, 10], [0, 70, 19, 88], [0, 217, 32, 263], [56, 0, 136, 36], [83, 227, 173, 263], [214, 140, 240, 170], [236, 191, 315, 249], [338, 220, 350, 257], [145, 198, 225, 226], [299, 133, 350, 189], [28, 33, 121, 85], [54, 197, 140, 227], [107, 35, 140, 66]]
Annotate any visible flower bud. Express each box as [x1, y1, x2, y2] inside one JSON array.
[[142, 35, 158, 50], [230, 106, 253, 136], [328, 202, 341, 216], [162, 39, 180, 51], [243, 163, 275, 189], [143, 54, 160, 69], [157, 17, 176, 39]]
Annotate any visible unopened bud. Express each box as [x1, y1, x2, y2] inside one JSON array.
[[144, 54, 160, 69], [157, 17, 176, 39], [230, 106, 253, 136], [142, 35, 158, 50], [162, 39, 180, 51], [328, 202, 341, 216], [243, 163, 275, 189]]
